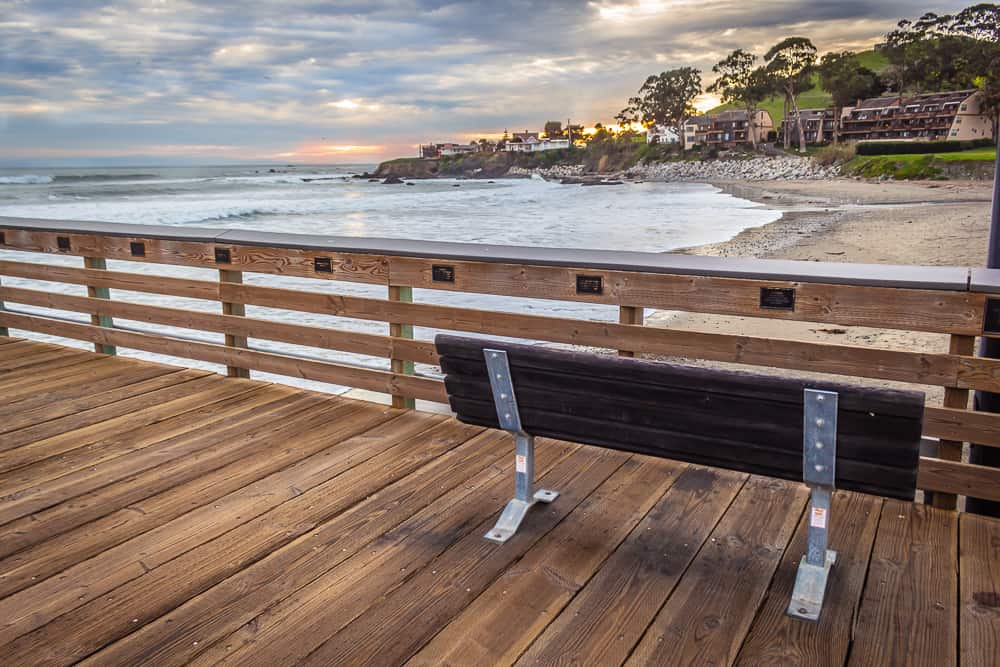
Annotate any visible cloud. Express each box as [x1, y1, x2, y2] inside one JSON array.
[[0, 0, 976, 164]]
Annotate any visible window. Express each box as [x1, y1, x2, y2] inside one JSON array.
[[952, 129, 959, 136], [960, 104, 968, 111]]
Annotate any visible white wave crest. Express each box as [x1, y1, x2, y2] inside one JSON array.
[[0, 175, 54, 185]]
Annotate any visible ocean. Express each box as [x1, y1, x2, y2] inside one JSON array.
[[0, 164, 781, 393]]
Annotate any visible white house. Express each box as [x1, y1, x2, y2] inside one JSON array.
[[439, 143, 476, 156], [504, 136, 570, 153], [645, 125, 680, 145]]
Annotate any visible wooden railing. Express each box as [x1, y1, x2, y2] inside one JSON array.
[[2, 215, 1000, 511]]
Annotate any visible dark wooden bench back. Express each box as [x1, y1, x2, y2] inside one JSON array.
[[436, 334, 926, 501]]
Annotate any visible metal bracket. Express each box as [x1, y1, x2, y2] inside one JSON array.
[[483, 348, 558, 544], [788, 388, 839, 622]]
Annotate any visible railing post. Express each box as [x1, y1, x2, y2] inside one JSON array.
[[388, 285, 415, 409], [618, 305, 644, 357], [83, 257, 116, 355], [219, 269, 250, 378], [929, 333, 975, 510], [0, 275, 8, 337]]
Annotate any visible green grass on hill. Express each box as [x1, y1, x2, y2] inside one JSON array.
[[845, 147, 996, 180], [931, 147, 997, 161], [708, 49, 890, 123]]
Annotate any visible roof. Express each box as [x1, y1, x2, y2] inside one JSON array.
[[856, 96, 901, 110]]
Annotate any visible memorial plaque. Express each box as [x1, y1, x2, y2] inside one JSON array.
[[130, 242, 146, 257], [432, 264, 455, 283], [314, 256, 332, 273], [214, 247, 231, 264], [57, 236, 71, 251], [984, 298, 1000, 335], [576, 275, 603, 295], [759, 287, 796, 311]]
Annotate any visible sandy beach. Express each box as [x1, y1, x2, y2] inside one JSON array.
[[646, 177, 996, 403]]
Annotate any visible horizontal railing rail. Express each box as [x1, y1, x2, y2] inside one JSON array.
[[2, 215, 1000, 511]]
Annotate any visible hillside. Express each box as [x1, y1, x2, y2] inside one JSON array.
[[708, 49, 889, 122]]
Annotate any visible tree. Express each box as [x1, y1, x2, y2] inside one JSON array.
[[818, 51, 881, 144], [543, 120, 563, 138], [707, 50, 773, 148], [880, 12, 979, 93], [947, 3, 1000, 143], [618, 67, 702, 150], [764, 37, 817, 152]]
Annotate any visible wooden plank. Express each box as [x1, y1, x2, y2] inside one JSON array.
[[407, 456, 686, 666], [205, 443, 612, 667], [389, 284, 416, 409], [0, 383, 280, 524], [6, 229, 984, 333], [78, 421, 512, 667], [0, 310, 448, 402], [0, 356, 174, 410], [0, 284, 439, 365], [0, 409, 467, 664], [919, 457, 1000, 502], [0, 230, 391, 285], [0, 258, 221, 300], [515, 466, 746, 667], [0, 400, 396, 654], [0, 339, 43, 358], [218, 269, 249, 378], [0, 274, 6, 337], [0, 373, 236, 462], [389, 254, 984, 335], [0, 368, 199, 434], [735, 491, 883, 666], [4, 260, 997, 393], [849, 500, 957, 667], [0, 394, 359, 598], [933, 334, 975, 509], [625, 476, 808, 666], [0, 392, 351, 565], [83, 256, 116, 355], [924, 405, 1000, 448], [0, 345, 88, 373], [960, 513, 1000, 666], [618, 305, 643, 357], [0, 372, 221, 462]]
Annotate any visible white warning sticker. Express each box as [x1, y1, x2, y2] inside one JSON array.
[[810, 506, 828, 529], [515, 455, 527, 473]]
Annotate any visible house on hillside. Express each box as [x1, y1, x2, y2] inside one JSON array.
[[419, 142, 477, 158], [503, 132, 570, 153], [645, 125, 680, 145], [439, 143, 476, 156], [683, 110, 774, 148], [840, 89, 993, 142], [779, 108, 839, 144]]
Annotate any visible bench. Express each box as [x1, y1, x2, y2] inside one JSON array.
[[435, 334, 926, 622]]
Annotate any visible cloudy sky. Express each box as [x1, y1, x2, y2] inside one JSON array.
[[0, 1, 973, 165]]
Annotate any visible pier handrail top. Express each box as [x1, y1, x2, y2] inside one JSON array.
[[0, 215, 974, 291]]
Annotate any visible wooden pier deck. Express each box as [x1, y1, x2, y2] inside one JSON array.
[[1, 337, 997, 666]]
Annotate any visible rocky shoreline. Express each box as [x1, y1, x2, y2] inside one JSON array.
[[509, 156, 839, 183]]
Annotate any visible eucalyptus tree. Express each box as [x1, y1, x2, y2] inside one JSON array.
[[818, 51, 881, 144], [707, 50, 772, 149], [764, 37, 817, 152], [618, 67, 702, 150]]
